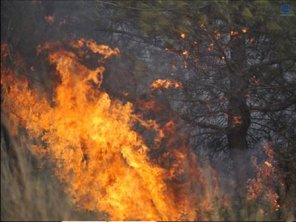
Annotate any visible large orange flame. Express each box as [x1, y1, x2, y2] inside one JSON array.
[[1, 40, 215, 220]]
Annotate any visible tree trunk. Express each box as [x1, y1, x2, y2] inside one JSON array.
[[227, 95, 251, 186], [227, 34, 251, 214]]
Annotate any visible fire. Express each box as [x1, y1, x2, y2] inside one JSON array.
[[241, 27, 248, 33], [44, 15, 55, 25], [230, 30, 239, 37], [182, 50, 189, 56], [1, 40, 215, 220], [232, 114, 242, 126], [247, 144, 283, 213], [264, 161, 272, 168], [207, 43, 214, 52], [150, 79, 183, 91]]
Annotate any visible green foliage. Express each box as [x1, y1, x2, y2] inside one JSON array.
[[107, 0, 295, 46], [266, 20, 282, 32], [242, 7, 253, 20]]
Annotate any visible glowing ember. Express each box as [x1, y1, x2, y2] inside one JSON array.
[[242, 27, 248, 33], [182, 50, 189, 56], [232, 115, 242, 126], [150, 79, 183, 91], [207, 43, 214, 52], [264, 161, 272, 168], [230, 30, 239, 37], [44, 15, 55, 25], [247, 144, 283, 213]]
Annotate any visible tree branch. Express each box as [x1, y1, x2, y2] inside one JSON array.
[[250, 98, 296, 112]]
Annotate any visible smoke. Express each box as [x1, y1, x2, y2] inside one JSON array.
[[1, 1, 295, 221]]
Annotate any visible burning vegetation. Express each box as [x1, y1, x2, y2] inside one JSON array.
[[2, 37, 293, 221], [1, 40, 219, 220], [150, 79, 183, 91], [1, 1, 295, 221]]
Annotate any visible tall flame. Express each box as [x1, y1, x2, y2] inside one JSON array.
[[1, 40, 214, 220]]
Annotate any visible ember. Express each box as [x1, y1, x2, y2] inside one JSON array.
[[150, 79, 183, 91]]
